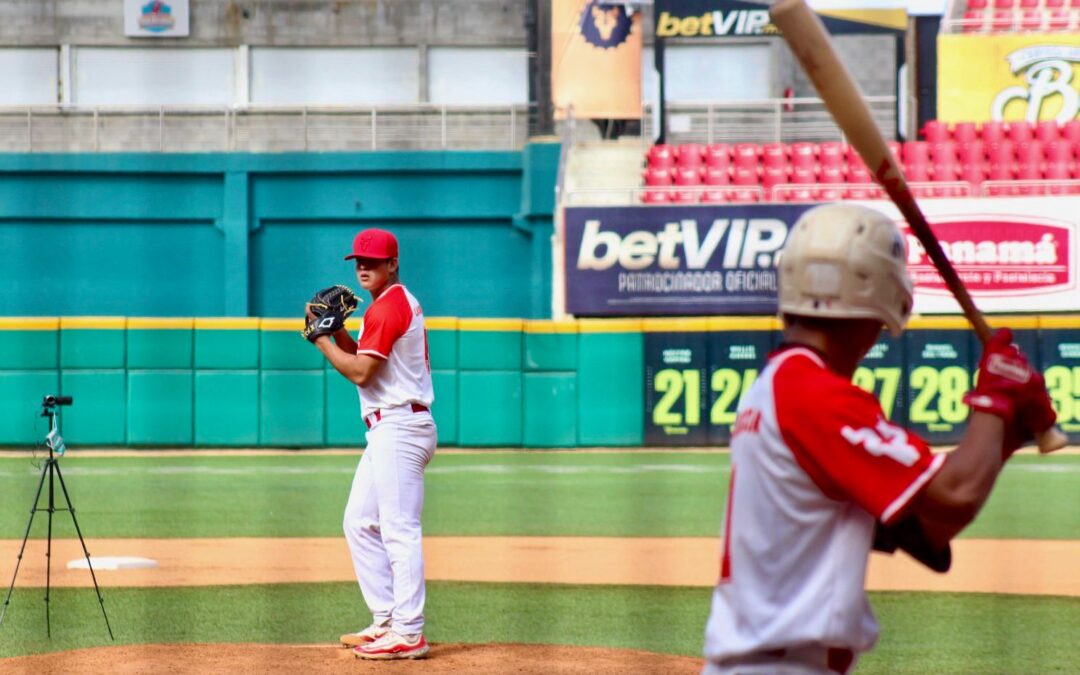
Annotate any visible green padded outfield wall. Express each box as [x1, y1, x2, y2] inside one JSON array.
[[0, 146, 559, 320], [0, 316, 1078, 448]]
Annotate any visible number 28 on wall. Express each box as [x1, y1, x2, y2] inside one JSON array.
[[652, 368, 758, 427]]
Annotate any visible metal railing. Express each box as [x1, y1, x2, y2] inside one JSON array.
[[0, 104, 534, 153], [643, 97, 898, 145]]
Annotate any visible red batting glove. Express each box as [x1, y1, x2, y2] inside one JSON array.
[[964, 329, 1057, 458]]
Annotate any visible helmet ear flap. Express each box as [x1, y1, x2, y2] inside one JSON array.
[[778, 204, 914, 336]]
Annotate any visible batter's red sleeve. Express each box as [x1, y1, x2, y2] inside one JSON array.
[[357, 287, 413, 359], [774, 353, 942, 525]]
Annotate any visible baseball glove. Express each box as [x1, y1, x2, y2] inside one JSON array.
[[302, 285, 359, 343]]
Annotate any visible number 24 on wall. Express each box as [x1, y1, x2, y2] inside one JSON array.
[[653, 368, 758, 427]]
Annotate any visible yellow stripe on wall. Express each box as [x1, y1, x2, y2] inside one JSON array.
[[60, 317, 126, 329], [194, 318, 261, 330], [524, 320, 578, 334], [0, 317, 59, 330], [985, 315, 1040, 330], [458, 318, 524, 332], [260, 318, 305, 331], [643, 317, 710, 333], [708, 316, 780, 331], [1039, 315, 1080, 329], [426, 317, 459, 330], [577, 318, 643, 333], [906, 315, 971, 330], [128, 318, 194, 329]]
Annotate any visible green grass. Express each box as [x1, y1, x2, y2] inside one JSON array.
[[1, 583, 1077, 673], [0, 452, 1077, 539]]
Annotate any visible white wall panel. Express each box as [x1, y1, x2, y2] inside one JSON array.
[[427, 48, 527, 105], [0, 49, 58, 105], [73, 48, 235, 106], [251, 48, 419, 105], [666, 44, 772, 102]]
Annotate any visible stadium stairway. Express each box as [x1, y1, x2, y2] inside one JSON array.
[[563, 137, 647, 206]]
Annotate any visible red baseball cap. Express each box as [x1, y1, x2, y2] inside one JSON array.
[[345, 228, 398, 261]]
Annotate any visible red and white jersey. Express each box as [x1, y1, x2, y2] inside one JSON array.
[[704, 346, 944, 663], [354, 284, 434, 417]]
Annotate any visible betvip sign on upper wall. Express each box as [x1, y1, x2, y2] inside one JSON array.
[[125, 0, 190, 38], [563, 198, 1079, 316], [653, 0, 906, 38], [938, 35, 1080, 123]]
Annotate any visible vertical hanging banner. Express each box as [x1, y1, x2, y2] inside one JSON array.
[[551, 0, 642, 119], [125, 0, 190, 38]]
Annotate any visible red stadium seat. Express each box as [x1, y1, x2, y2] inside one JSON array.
[[790, 143, 817, 169], [730, 169, 762, 202], [1045, 162, 1072, 194], [733, 143, 761, 170], [961, 163, 987, 184], [1036, 121, 1061, 143], [993, 0, 1015, 8], [1020, 9, 1043, 29], [844, 165, 878, 199], [818, 142, 845, 167], [647, 144, 674, 170], [988, 162, 1014, 180], [1064, 120, 1080, 142], [930, 141, 958, 163], [673, 190, 701, 204], [816, 166, 845, 201], [922, 120, 949, 142], [962, 9, 985, 31], [704, 166, 730, 185], [958, 140, 986, 164], [1045, 0, 1064, 8], [991, 8, 1013, 29], [902, 141, 930, 165], [641, 189, 670, 204], [1046, 140, 1074, 163], [1047, 8, 1070, 28], [904, 159, 931, 182], [705, 144, 732, 169], [968, 0, 988, 7], [676, 144, 704, 168], [1007, 121, 1034, 143], [986, 139, 1016, 165], [952, 122, 978, 143], [644, 167, 673, 186], [732, 166, 759, 186], [762, 166, 789, 195], [1015, 163, 1043, 194], [981, 121, 1006, 143], [1015, 140, 1045, 164], [701, 189, 727, 204], [674, 167, 702, 186], [933, 162, 961, 181], [1019, 0, 1038, 7], [761, 143, 789, 169]]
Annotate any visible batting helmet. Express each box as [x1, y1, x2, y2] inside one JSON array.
[[778, 203, 913, 337]]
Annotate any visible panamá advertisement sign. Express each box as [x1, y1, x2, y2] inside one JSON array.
[[938, 34, 1080, 123], [563, 197, 1079, 316]]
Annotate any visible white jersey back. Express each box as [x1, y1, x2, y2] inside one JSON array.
[[354, 284, 434, 417], [704, 346, 943, 663]]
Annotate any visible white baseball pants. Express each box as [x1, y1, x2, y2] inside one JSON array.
[[343, 410, 437, 635]]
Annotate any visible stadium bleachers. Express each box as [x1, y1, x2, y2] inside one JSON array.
[[640, 120, 1080, 204], [957, 0, 1079, 32]]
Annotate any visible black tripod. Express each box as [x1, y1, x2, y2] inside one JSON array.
[[0, 395, 113, 639]]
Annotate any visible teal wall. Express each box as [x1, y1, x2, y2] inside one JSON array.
[[0, 146, 559, 319], [0, 316, 1077, 448]]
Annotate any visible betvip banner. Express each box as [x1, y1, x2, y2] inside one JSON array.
[[564, 197, 1080, 316], [125, 0, 190, 38]]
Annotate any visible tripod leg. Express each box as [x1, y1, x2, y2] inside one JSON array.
[[53, 462, 114, 640], [0, 460, 50, 628], [46, 460, 54, 638]]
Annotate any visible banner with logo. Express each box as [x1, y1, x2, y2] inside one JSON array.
[[124, 0, 190, 37], [653, 0, 906, 39], [938, 34, 1080, 123], [563, 197, 1080, 316], [551, 0, 642, 119]]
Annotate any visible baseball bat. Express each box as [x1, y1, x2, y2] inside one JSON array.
[[770, 0, 1067, 454]]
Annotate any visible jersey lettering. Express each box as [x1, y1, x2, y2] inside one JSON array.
[[840, 419, 919, 467]]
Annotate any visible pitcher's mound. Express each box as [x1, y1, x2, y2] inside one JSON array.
[[3, 642, 705, 674]]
